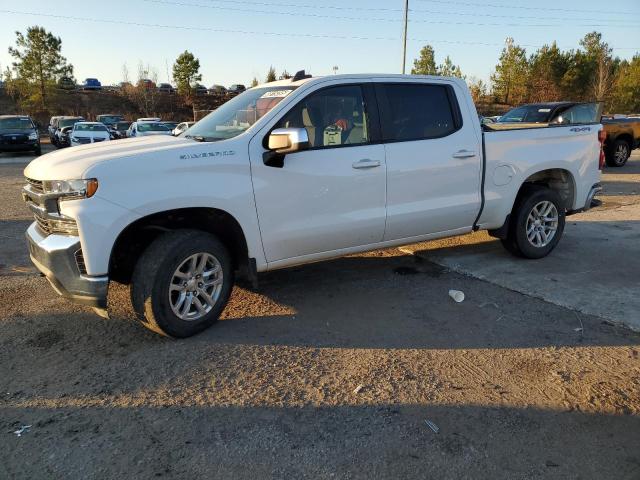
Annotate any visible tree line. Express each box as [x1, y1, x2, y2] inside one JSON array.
[[411, 31, 640, 113], [3, 26, 639, 116]]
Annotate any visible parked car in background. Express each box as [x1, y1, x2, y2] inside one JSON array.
[[162, 121, 179, 132], [497, 102, 583, 124], [127, 121, 172, 138], [0, 115, 41, 156], [82, 78, 102, 90], [0, 80, 4, 90], [110, 121, 132, 139], [194, 84, 209, 96], [52, 116, 84, 147], [69, 122, 111, 147], [172, 121, 195, 136], [57, 126, 75, 147], [158, 83, 175, 94], [228, 84, 246, 94], [96, 114, 125, 127], [58, 77, 76, 90], [138, 79, 157, 90], [601, 116, 640, 167], [48, 116, 63, 142], [208, 85, 227, 95]]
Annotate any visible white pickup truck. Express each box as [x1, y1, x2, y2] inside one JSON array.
[[22, 73, 604, 337]]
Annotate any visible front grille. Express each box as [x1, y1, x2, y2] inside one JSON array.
[[26, 177, 43, 193], [93, 138, 105, 143], [1, 134, 29, 145], [75, 137, 91, 144], [75, 249, 87, 274]]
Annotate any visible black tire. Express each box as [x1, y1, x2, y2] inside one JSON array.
[[130, 230, 234, 338], [605, 138, 631, 167], [34, 146, 42, 156], [501, 185, 566, 259]]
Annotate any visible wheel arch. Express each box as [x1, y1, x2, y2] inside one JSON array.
[[109, 207, 250, 284], [516, 168, 576, 211]]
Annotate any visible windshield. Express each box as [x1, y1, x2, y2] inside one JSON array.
[[185, 86, 297, 141], [0, 118, 34, 130], [498, 105, 555, 123], [138, 122, 169, 132], [75, 124, 108, 132], [60, 118, 83, 128], [114, 122, 131, 130]]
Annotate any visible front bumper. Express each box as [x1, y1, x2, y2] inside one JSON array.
[[25, 222, 108, 307], [0, 140, 39, 152]]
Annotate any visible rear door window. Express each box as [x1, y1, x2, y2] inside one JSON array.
[[376, 83, 460, 142]]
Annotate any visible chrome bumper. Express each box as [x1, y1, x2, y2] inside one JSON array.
[[584, 183, 602, 210], [25, 222, 108, 308], [567, 183, 602, 216]]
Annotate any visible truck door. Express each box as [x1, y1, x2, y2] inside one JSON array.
[[375, 81, 482, 240], [249, 83, 387, 263]]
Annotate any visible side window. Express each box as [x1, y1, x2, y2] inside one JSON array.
[[551, 104, 600, 125], [377, 83, 459, 142], [274, 85, 369, 148]]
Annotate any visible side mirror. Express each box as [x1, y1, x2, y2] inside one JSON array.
[[268, 128, 309, 153], [264, 128, 310, 168]]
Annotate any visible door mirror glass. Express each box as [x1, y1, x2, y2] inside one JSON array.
[[268, 128, 309, 154]]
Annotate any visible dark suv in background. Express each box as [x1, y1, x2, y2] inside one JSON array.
[[0, 115, 41, 156]]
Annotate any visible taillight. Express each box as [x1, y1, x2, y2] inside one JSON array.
[[598, 129, 606, 170]]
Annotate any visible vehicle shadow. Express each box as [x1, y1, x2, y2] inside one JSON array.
[[102, 247, 640, 350]]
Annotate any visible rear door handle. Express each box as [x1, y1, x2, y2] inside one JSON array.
[[352, 159, 381, 169], [452, 150, 477, 159]]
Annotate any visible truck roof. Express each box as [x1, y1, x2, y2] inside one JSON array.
[[251, 73, 468, 91]]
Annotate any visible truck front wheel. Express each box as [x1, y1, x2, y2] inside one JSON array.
[[131, 230, 234, 337], [501, 186, 565, 259]]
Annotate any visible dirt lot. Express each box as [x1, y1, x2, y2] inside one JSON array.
[[0, 148, 639, 479]]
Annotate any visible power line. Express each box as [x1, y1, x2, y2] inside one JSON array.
[[414, 0, 640, 17], [194, 0, 639, 22], [1, 10, 638, 50], [148, 0, 639, 26]]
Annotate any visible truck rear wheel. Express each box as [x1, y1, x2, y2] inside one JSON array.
[[501, 185, 565, 259], [130, 230, 234, 337], [605, 139, 631, 167]]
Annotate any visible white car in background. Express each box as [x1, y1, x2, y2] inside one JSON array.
[[70, 122, 111, 147], [127, 121, 173, 138], [137, 117, 162, 122], [172, 121, 195, 136]]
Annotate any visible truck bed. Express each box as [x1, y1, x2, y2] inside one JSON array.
[[478, 123, 602, 229]]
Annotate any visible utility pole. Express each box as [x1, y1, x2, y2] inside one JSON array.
[[401, 0, 409, 74]]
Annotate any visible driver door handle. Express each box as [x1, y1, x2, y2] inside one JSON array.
[[352, 159, 381, 169], [452, 150, 477, 159]]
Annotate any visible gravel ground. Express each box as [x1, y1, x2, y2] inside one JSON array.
[[1, 152, 639, 479]]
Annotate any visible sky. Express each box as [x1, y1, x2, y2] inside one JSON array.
[[0, 0, 639, 88]]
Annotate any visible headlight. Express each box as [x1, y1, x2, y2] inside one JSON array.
[[42, 179, 99, 200], [28, 132, 38, 140]]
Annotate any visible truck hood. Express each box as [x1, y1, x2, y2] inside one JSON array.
[[24, 135, 192, 180]]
